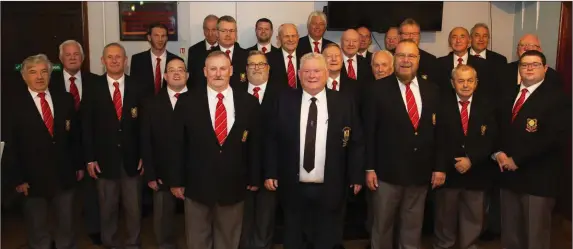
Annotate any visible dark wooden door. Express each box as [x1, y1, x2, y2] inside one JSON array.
[[556, 1, 572, 221], [0, 1, 89, 210]]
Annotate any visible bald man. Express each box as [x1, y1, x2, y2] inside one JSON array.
[[436, 27, 491, 98], [371, 50, 394, 80], [341, 29, 374, 82], [268, 23, 302, 89]]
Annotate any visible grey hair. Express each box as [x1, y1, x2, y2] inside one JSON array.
[[299, 52, 327, 71], [248, 50, 267, 60], [371, 50, 394, 65], [21, 54, 53, 75], [102, 42, 127, 57], [470, 23, 490, 36], [278, 23, 298, 37], [59, 40, 85, 61], [451, 64, 478, 80], [307, 11, 327, 27]]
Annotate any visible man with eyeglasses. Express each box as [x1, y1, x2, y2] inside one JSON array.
[[236, 50, 285, 249], [140, 57, 188, 249], [363, 39, 442, 249], [494, 50, 571, 249], [208, 15, 249, 88], [248, 18, 279, 55], [188, 14, 219, 87], [398, 18, 438, 83]]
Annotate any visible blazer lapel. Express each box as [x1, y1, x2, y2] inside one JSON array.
[[25, 92, 53, 138], [225, 89, 243, 147], [418, 77, 430, 126], [199, 89, 220, 146], [390, 78, 414, 129], [325, 90, 340, 168], [291, 90, 303, 166], [467, 97, 483, 137], [121, 76, 134, 121]]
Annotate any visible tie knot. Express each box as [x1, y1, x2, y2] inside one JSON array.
[[210, 45, 216, 50], [332, 80, 338, 84], [69, 76, 76, 82], [225, 50, 231, 55], [174, 93, 181, 99], [288, 55, 293, 59], [475, 54, 481, 58], [521, 88, 529, 94], [37, 92, 46, 99], [113, 82, 119, 88], [458, 57, 463, 63], [253, 86, 261, 93], [313, 41, 319, 45], [217, 93, 224, 100], [347, 58, 353, 63], [310, 97, 317, 103], [459, 100, 470, 106], [262, 47, 267, 53], [156, 57, 161, 62]]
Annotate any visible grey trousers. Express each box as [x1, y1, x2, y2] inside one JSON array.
[[184, 198, 244, 249], [433, 188, 484, 249], [153, 190, 177, 249], [371, 180, 428, 249], [500, 188, 555, 249], [96, 168, 142, 249], [240, 188, 277, 249], [24, 190, 76, 249]]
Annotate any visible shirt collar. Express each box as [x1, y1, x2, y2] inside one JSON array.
[[257, 43, 271, 52], [29, 88, 51, 98], [63, 70, 81, 81], [106, 74, 125, 87], [328, 74, 341, 85], [207, 84, 232, 99], [282, 48, 296, 58], [456, 94, 473, 104], [396, 76, 419, 87], [302, 87, 327, 102], [454, 52, 469, 63], [167, 86, 188, 98], [343, 54, 357, 62], [151, 50, 167, 60], [310, 37, 323, 45], [206, 40, 218, 50], [248, 81, 268, 92], [469, 48, 487, 59], [519, 79, 544, 94], [220, 44, 235, 54]]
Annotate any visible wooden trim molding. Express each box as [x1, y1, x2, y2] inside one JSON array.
[[81, 2, 91, 72]]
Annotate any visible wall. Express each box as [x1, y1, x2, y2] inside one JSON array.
[[513, 1, 562, 67], [88, 1, 519, 74]]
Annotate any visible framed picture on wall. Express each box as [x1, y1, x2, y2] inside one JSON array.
[[118, 1, 178, 41]]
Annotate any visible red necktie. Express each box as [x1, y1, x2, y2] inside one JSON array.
[[155, 58, 162, 95], [214, 93, 227, 145], [38, 92, 54, 136], [313, 41, 320, 53], [225, 50, 231, 61], [405, 82, 420, 130], [475, 54, 481, 58], [347, 59, 356, 80], [457, 57, 463, 66], [253, 86, 261, 100], [112, 82, 122, 120], [262, 47, 267, 54], [460, 101, 470, 136], [512, 89, 528, 122], [332, 80, 338, 91], [287, 55, 296, 88], [174, 93, 181, 99], [69, 76, 80, 110], [210, 45, 216, 50]]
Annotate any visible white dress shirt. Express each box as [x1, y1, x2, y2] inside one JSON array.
[[63, 70, 83, 99], [167, 86, 188, 109], [29, 88, 54, 119], [397, 76, 422, 117], [248, 82, 267, 104], [107, 74, 126, 104], [358, 50, 369, 58], [327, 74, 341, 91], [456, 95, 473, 117], [469, 48, 487, 59], [151, 50, 167, 82], [205, 40, 218, 50], [220, 44, 235, 61], [309, 37, 324, 53], [343, 54, 359, 78], [299, 88, 328, 183], [453, 52, 469, 66], [207, 86, 235, 133], [257, 43, 272, 54], [514, 80, 544, 107]]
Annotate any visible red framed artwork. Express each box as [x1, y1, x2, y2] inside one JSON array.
[[119, 1, 178, 41]]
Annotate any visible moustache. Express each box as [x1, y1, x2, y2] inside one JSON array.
[[214, 77, 224, 80]]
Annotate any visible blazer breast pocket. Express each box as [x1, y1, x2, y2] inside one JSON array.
[[342, 127, 351, 147]]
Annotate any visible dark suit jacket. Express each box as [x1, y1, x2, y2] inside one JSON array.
[[187, 40, 216, 88], [247, 44, 280, 54], [190, 43, 249, 88], [333, 74, 361, 101], [130, 49, 181, 99], [2, 89, 80, 198], [267, 48, 302, 89], [435, 52, 492, 97], [363, 75, 441, 186], [169, 87, 262, 207], [81, 74, 144, 179], [497, 79, 571, 197], [140, 90, 179, 189], [436, 93, 498, 190], [468, 48, 508, 66], [265, 88, 364, 211], [500, 61, 562, 99], [296, 36, 334, 56], [358, 51, 373, 65], [341, 55, 374, 83]]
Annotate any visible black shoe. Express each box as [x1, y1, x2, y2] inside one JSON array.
[[88, 233, 103, 245], [479, 230, 500, 241]]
